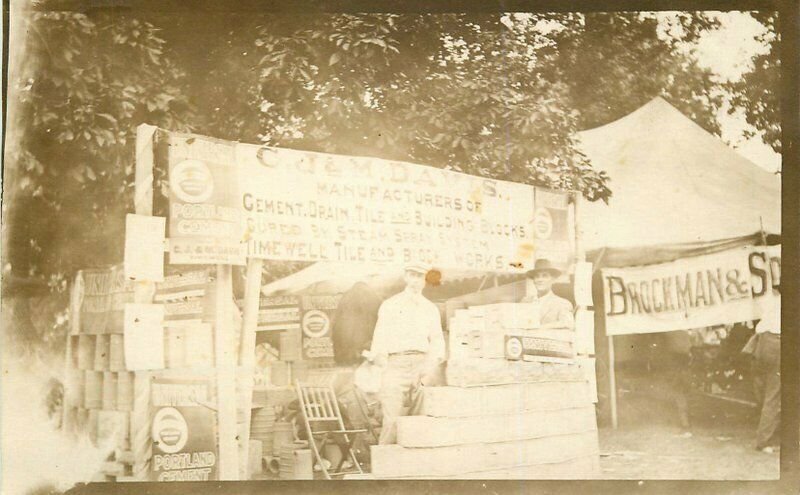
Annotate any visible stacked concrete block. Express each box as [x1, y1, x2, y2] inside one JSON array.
[[370, 301, 599, 480], [371, 374, 601, 479]]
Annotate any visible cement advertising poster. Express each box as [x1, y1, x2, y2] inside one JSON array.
[[150, 378, 217, 482], [300, 295, 341, 360]]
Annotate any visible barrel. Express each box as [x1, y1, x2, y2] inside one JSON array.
[[75, 407, 89, 435], [109, 335, 125, 371], [65, 367, 85, 409], [77, 335, 95, 370], [116, 371, 134, 411], [278, 441, 309, 479], [85, 371, 103, 409], [87, 408, 99, 445], [94, 334, 110, 371], [102, 372, 118, 410], [272, 421, 294, 456]]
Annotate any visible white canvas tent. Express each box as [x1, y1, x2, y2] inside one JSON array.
[[577, 96, 780, 265], [261, 261, 518, 297], [575, 97, 781, 427]]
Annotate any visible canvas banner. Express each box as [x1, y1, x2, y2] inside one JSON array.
[[160, 131, 574, 270], [601, 245, 780, 335], [235, 143, 558, 271]]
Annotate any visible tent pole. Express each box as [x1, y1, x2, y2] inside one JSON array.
[[476, 274, 489, 292], [608, 334, 618, 429], [573, 192, 583, 262]]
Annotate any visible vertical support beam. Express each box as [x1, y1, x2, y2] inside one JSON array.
[[608, 335, 618, 429], [214, 264, 239, 480], [134, 125, 157, 217], [238, 258, 263, 479], [132, 124, 158, 480], [573, 192, 584, 263], [62, 272, 83, 432]]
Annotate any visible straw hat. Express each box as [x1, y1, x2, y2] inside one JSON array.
[[404, 261, 432, 275]]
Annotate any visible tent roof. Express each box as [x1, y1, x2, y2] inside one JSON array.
[[261, 261, 515, 297], [577, 97, 780, 258]]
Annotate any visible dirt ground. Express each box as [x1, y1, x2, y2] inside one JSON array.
[[598, 388, 779, 479]]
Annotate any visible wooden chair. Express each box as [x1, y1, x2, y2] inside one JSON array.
[[295, 382, 366, 479]]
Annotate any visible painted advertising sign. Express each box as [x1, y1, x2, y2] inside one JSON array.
[[150, 378, 217, 481], [166, 135, 245, 265], [157, 130, 573, 271], [601, 245, 781, 335], [300, 295, 341, 359]]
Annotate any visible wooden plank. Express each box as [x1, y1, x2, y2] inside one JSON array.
[[134, 125, 157, 216], [375, 453, 600, 479], [397, 406, 596, 447], [132, 124, 158, 480], [421, 380, 591, 417], [609, 335, 618, 429], [94, 334, 110, 371], [131, 371, 152, 480], [214, 264, 240, 480], [238, 258, 263, 480], [371, 431, 599, 478]]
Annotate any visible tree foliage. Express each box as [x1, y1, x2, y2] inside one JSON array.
[[5, 9, 761, 295], [727, 11, 780, 153], [4, 9, 193, 287], [552, 12, 724, 134]]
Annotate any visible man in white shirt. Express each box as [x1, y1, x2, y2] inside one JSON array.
[[524, 259, 574, 330], [751, 292, 781, 453], [369, 261, 446, 444]]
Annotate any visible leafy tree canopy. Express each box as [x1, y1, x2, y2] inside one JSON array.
[[727, 11, 780, 153], [4, 8, 774, 293]]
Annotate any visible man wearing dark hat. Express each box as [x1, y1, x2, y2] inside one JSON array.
[[525, 259, 574, 330], [369, 261, 446, 444]]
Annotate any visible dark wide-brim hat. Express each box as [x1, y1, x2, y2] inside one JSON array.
[[526, 259, 562, 278]]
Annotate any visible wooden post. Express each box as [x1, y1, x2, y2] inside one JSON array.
[[573, 192, 584, 263], [608, 335, 618, 429], [62, 272, 83, 431], [238, 258, 263, 479], [214, 264, 240, 480], [132, 124, 158, 480]]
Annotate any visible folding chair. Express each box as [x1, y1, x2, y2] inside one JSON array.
[[295, 382, 366, 479]]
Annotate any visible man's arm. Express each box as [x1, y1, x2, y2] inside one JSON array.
[[369, 302, 391, 366], [427, 306, 446, 365], [540, 299, 575, 330]]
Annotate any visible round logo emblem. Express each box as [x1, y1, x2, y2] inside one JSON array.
[[302, 310, 330, 339], [152, 407, 189, 454], [505, 337, 523, 360], [171, 159, 214, 203], [533, 207, 553, 239]]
